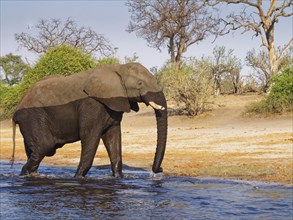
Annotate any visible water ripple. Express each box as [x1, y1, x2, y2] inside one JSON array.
[[0, 160, 292, 220]]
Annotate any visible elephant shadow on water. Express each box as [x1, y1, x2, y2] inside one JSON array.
[[11, 63, 168, 179]]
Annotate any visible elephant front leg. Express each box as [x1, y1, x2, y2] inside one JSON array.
[[102, 125, 123, 178], [75, 136, 100, 178]]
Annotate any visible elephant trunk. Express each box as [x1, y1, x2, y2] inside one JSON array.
[[153, 106, 168, 173], [146, 91, 168, 173]]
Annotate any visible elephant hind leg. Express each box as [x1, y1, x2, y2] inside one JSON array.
[[22, 140, 44, 175], [20, 152, 44, 176], [21, 138, 54, 175], [24, 141, 33, 160]]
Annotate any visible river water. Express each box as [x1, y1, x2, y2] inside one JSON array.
[[0, 160, 292, 219]]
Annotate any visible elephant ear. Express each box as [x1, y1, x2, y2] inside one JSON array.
[[83, 66, 131, 112]]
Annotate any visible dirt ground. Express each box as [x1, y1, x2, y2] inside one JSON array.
[[1, 94, 292, 185]]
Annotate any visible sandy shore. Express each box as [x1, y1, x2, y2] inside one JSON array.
[[1, 94, 292, 185]]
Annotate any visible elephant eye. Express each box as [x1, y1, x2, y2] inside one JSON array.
[[137, 81, 143, 88]]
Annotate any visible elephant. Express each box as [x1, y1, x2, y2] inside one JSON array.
[[12, 63, 168, 178]]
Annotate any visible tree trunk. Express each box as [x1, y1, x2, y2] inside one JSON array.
[[169, 37, 176, 68], [268, 43, 278, 76], [174, 60, 181, 71], [171, 49, 183, 71], [232, 73, 240, 94], [263, 18, 278, 92], [214, 74, 221, 96]]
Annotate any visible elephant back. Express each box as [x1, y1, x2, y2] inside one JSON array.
[[16, 69, 93, 111]]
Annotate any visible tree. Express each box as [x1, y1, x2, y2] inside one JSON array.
[[157, 59, 213, 116], [246, 47, 293, 91], [126, 0, 221, 70], [15, 17, 113, 57], [209, 46, 241, 95], [206, 0, 293, 90], [24, 45, 97, 85], [0, 53, 30, 85]]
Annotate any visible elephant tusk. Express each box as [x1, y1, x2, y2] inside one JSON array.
[[149, 101, 165, 110]]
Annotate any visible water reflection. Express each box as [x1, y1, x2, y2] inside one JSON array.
[[1, 161, 292, 220]]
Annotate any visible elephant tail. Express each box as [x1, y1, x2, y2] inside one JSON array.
[[10, 120, 16, 167]]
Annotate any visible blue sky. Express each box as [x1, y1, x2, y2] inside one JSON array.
[[1, 0, 292, 73]]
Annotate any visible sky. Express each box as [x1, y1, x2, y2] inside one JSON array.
[[1, 0, 292, 73]]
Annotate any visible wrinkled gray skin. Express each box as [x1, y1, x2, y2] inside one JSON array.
[[12, 63, 167, 177]]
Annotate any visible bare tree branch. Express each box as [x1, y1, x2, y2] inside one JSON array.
[[206, 0, 293, 87], [127, 0, 221, 70], [15, 18, 114, 57], [278, 38, 293, 61]]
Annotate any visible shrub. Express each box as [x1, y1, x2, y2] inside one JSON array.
[[23, 45, 96, 85], [0, 83, 27, 119], [241, 74, 261, 93], [246, 66, 293, 114], [158, 60, 213, 116], [267, 66, 293, 112], [96, 57, 120, 67]]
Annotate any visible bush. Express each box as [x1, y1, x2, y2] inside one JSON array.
[[241, 74, 261, 94], [96, 57, 120, 67], [0, 45, 97, 119], [0, 83, 27, 118], [23, 45, 96, 85], [246, 66, 293, 114], [158, 60, 213, 116]]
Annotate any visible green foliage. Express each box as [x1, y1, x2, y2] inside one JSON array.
[[246, 66, 293, 114], [157, 59, 213, 116], [124, 53, 139, 64], [268, 66, 293, 112], [24, 45, 96, 85], [96, 57, 120, 67], [0, 45, 97, 119], [0, 83, 27, 118], [95, 52, 140, 66], [0, 53, 30, 85]]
